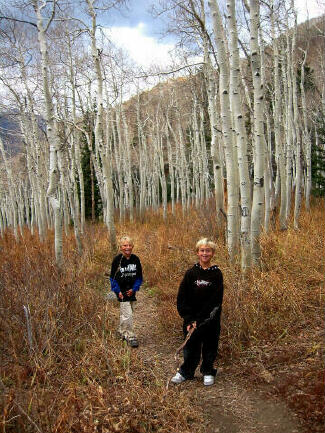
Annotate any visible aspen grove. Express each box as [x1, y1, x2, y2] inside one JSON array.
[[0, 0, 324, 270]]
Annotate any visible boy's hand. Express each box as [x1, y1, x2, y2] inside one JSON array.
[[118, 292, 124, 300], [187, 321, 196, 332], [126, 289, 133, 297]]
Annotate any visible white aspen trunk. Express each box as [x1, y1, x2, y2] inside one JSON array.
[[68, 38, 85, 235], [0, 136, 19, 240], [136, 93, 148, 220], [17, 186, 25, 236], [87, 0, 116, 250], [199, 104, 210, 202], [157, 130, 168, 220], [165, 119, 176, 215], [121, 109, 134, 221], [19, 54, 48, 240], [153, 104, 168, 219], [115, 107, 126, 221], [272, 13, 287, 229], [292, 21, 302, 229], [264, 117, 274, 232], [227, 0, 252, 269], [285, 30, 294, 222], [74, 132, 85, 233], [23, 185, 31, 231], [209, 0, 240, 261], [0, 207, 4, 237], [299, 48, 312, 210], [249, 0, 265, 266], [68, 132, 83, 254], [174, 114, 188, 212], [18, 110, 42, 238], [59, 161, 70, 237], [34, 0, 63, 266], [259, 30, 273, 233], [192, 97, 201, 207], [203, 47, 225, 219]]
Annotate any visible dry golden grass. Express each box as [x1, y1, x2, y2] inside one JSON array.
[[0, 224, 197, 432], [0, 198, 324, 432], [115, 200, 324, 432]]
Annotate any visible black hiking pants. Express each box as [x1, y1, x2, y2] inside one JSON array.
[[179, 320, 220, 379]]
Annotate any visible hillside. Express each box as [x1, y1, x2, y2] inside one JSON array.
[[0, 112, 22, 156]]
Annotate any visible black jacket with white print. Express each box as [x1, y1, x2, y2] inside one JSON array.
[[177, 263, 223, 326], [110, 253, 143, 302]]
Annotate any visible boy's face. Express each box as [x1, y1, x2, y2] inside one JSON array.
[[120, 241, 133, 258], [197, 246, 214, 266]]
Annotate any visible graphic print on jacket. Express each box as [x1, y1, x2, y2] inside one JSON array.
[[195, 280, 211, 287], [110, 253, 143, 302], [120, 263, 137, 277]]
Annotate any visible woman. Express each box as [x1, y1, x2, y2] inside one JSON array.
[[171, 238, 224, 386]]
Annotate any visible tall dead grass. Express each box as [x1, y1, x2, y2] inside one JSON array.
[[114, 200, 325, 432], [0, 225, 198, 432], [0, 199, 324, 432]]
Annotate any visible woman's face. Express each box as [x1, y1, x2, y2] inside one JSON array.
[[197, 245, 214, 268], [121, 242, 133, 258]]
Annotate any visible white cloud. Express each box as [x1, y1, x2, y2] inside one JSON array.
[[295, 0, 324, 22], [109, 23, 175, 68]]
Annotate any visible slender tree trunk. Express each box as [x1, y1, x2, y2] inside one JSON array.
[[227, 0, 251, 269], [209, 0, 240, 261], [87, 0, 116, 250], [34, 0, 63, 266], [249, 0, 265, 266]]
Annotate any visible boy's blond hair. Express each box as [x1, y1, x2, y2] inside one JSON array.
[[195, 238, 216, 252], [119, 236, 134, 246]]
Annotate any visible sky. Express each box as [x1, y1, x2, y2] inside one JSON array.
[[106, 0, 325, 69]]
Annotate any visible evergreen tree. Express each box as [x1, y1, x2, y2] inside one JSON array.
[[311, 117, 325, 196]]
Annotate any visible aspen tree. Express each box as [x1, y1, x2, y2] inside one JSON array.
[[284, 19, 294, 223], [249, 0, 265, 265], [113, 106, 126, 220], [18, 35, 48, 239], [32, 0, 64, 266], [291, 13, 303, 229], [227, 0, 251, 269], [192, 95, 202, 207], [299, 47, 312, 211], [122, 108, 134, 221], [271, 3, 286, 229], [165, 112, 176, 214], [203, 38, 225, 220], [66, 34, 85, 235], [209, 0, 240, 261], [199, 103, 210, 202], [86, 0, 116, 250], [0, 136, 18, 240], [135, 90, 149, 219], [155, 99, 168, 219]]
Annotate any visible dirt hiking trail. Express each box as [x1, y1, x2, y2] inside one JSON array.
[[133, 289, 304, 433]]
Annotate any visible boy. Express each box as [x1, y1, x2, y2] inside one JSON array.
[[171, 238, 224, 386], [110, 236, 143, 348]]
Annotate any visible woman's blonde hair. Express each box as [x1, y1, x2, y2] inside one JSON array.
[[119, 235, 134, 246], [195, 238, 216, 252]]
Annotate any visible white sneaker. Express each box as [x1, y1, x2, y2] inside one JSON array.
[[171, 372, 186, 384], [203, 375, 214, 386]]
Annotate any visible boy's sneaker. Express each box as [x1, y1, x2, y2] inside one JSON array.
[[171, 372, 186, 384], [203, 375, 215, 386], [128, 337, 139, 348]]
